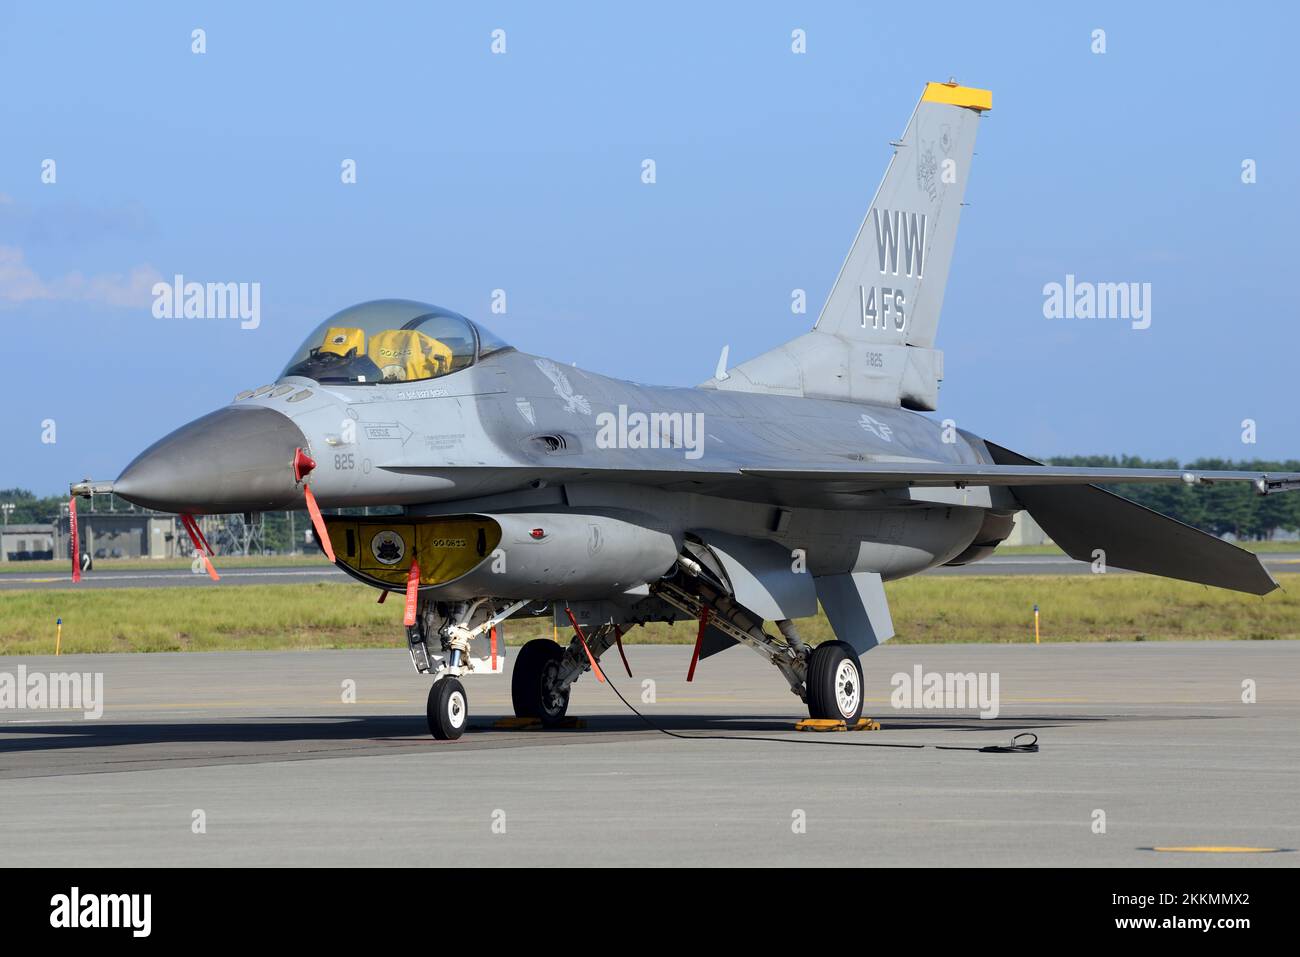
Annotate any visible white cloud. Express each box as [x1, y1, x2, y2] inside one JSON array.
[[0, 245, 161, 308]]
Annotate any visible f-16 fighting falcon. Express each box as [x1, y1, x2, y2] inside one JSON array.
[[72, 81, 1300, 739]]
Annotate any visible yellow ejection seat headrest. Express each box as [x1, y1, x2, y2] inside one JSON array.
[[319, 326, 366, 357]]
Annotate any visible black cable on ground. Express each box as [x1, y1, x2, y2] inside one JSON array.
[[937, 732, 1039, 753], [594, 667, 1038, 754]]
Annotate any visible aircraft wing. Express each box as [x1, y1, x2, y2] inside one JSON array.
[[386, 461, 1300, 497], [740, 463, 1300, 493], [745, 459, 1293, 594]]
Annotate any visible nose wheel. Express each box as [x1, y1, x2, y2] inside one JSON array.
[[427, 676, 468, 740]]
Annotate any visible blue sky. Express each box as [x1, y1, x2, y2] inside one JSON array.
[[3, 1, 1296, 495]]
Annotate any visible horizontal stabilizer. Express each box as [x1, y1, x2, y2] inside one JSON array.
[[985, 442, 1279, 596]]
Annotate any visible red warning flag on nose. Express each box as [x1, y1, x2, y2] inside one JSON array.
[[180, 514, 220, 581], [403, 559, 421, 627], [69, 497, 81, 583], [302, 484, 336, 563]]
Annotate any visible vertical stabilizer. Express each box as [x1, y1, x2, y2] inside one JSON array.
[[704, 81, 989, 410]]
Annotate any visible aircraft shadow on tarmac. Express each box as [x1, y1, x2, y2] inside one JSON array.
[[0, 711, 1226, 754]]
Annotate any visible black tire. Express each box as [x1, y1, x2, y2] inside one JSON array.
[[427, 676, 468, 740], [511, 639, 569, 725], [805, 640, 864, 722]]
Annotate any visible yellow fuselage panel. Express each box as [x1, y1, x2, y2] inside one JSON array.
[[326, 517, 502, 586]]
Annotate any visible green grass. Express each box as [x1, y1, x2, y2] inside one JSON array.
[[3, 574, 1297, 655], [871, 574, 1300, 644]]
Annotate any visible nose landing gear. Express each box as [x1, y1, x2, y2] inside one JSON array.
[[427, 676, 468, 740], [406, 596, 533, 740]]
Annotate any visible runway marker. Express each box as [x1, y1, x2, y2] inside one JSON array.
[[1033, 603, 1040, 645], [1145, 846, 1290, 854], [55, 617, 62, 656]]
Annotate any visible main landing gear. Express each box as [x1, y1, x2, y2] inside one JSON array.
[[511, 639, 569, 724], [648, 572, 866, 725], [510, 623, 621, 725], [804, 640, 864, 723]]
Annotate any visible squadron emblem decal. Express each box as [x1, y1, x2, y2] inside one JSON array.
[[371, 529, 406, 565], [859, 413, 894, 442], [534, 358, 591, 415], [916, 140, 939, 203]]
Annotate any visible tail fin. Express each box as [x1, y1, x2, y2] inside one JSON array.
[[705, 81, 989, 411]]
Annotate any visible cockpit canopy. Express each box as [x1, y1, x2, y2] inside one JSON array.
[[280, 299, 510, 385]]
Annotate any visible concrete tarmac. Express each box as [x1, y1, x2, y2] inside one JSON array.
[[1, 643, 1296, 866]]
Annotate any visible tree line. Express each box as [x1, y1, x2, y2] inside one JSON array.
[[1047, 456, 1300, 540]]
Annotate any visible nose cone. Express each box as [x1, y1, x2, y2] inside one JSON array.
[[115, 407, 308, 513]]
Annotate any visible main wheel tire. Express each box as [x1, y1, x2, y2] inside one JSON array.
[[427, 676, 468, 740], [805, 640, 864, 722], [511, 639, 570, 725]]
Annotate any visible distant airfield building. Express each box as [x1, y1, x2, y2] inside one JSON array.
[[1, 523, 56, 562], [53, 508, 180, 562], [1003, 511, 1052, 547]]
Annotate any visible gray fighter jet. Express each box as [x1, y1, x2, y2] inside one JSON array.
[[73, 82, 1300, 738]]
